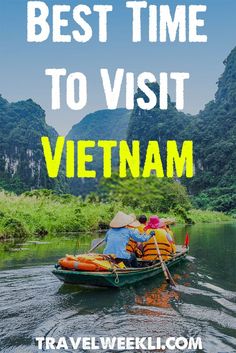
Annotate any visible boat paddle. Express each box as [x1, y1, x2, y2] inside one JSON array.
[[153, 235, 176, 287], [88, 237, 105, 253]]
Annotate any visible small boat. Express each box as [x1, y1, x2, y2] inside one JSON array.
[[52, 246, 189, 288]]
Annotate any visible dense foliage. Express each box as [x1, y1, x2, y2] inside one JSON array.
[[99, 173, 192, 220], [0, 190, 231, 243]]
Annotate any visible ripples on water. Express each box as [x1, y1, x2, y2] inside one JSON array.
[[0, 224, 236, 353]]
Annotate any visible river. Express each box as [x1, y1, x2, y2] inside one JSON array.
[[0, 223, 236, 353]]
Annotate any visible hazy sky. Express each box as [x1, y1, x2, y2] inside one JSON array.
[[0, 0, 235, 134]]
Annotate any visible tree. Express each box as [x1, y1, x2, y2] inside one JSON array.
[[99, 173, 191, 214]]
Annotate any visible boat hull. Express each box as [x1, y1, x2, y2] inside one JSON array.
[[52, 248, 188, 288]]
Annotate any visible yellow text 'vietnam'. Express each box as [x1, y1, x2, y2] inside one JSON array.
[[41, 137, 194, 179]]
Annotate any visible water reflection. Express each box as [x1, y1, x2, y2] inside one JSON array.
[[135, 279, 181, 309], [0, 223, 236, 352]]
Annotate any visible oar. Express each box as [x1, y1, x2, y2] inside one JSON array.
[[88, 237, 105, 253], [153, 235, 176, 287]]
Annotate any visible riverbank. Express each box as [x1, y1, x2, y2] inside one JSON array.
[[0, 190, 233, 243]]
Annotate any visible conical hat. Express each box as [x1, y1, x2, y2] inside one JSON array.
[[110, 212, 135, 228], [128, 214, 141, 227], [160, 218, 176, 225]]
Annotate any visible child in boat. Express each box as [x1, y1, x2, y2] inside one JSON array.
[[138, 215, 147, 233], [103, 212, 154, 267], [142, 216, 176, 262]]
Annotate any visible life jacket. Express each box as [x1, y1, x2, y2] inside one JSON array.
[[126, 225, 137, 254], [126, 225, 144, 258], [126, 238, 138, 253], [126, 238, 143, 258], [142, 228, 176, 261], [137, 223, 146, 234], [58, 254, 126, 272]]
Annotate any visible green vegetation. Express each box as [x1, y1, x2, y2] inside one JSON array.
[[99, 173, 191, 217], [187, 209, 232, 224], [0, 187, 232, 243], [98, 175, 233, 223], [0, 189, 140, 241], [184, 48, 236, 214], [192, 186, 236, 215]]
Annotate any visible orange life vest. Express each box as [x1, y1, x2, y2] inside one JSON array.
[[58, 254, 126, 272], [125, 225, 143, 258], [126, 238, 143, 258], [142, 228, 176, 261]]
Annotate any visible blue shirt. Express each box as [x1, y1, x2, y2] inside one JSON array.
[[103, 227, 151, 259]]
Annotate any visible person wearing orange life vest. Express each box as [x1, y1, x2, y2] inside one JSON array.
[[126, 215, 145, 258], [142, 216, 176, 262]]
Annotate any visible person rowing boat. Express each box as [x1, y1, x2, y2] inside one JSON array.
[[142, 216, 176, 261]]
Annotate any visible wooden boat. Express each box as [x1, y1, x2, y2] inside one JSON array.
[[52, 246, 189, 288]]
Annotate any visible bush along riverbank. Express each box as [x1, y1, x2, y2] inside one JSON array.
[[0, 188, 233, 243]]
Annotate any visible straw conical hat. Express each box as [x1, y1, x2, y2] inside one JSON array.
[[160, 218, 176, 225], [110, 212, 134, 228], [128, 214, 141, 227]]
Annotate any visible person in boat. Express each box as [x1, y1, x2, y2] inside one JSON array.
[[138, 215, 147, 233], [160, 218, 175, 244], [103, 212, 155, 267], [126, 215, 144, 258], [126, 214, 148, 258], [161, 218, 176, 243], [142, 215, 176, 262]]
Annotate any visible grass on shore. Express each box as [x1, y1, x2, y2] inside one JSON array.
[[188, 209, 233, 223], [0, 191, 233, 242]]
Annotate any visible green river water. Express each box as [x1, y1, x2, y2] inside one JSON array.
[[0, 223, 236, 353]]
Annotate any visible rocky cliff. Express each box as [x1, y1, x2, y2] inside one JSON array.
[[0, 96, 66, 193]]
